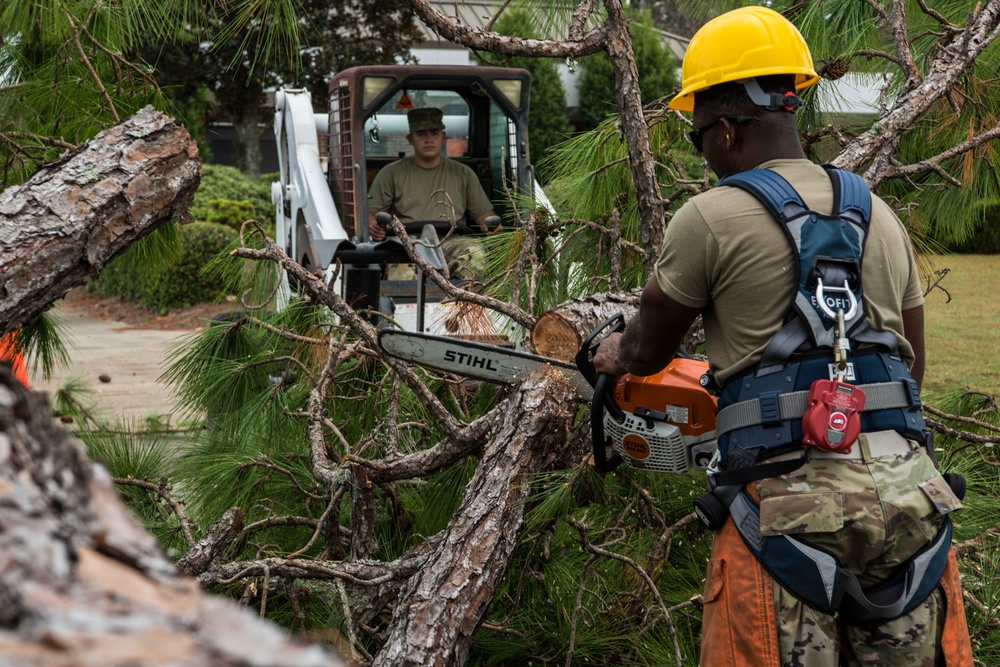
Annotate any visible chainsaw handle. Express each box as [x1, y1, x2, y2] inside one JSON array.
[[575, 314, 626, 422], [577, 315, 627, 472], [591, 375, 625, 472], [576, 314, 625, 386]]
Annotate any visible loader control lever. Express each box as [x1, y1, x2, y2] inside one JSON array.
[[576, 314, 627, 472]]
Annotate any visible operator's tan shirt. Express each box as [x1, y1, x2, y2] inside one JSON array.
[[368, 156, 493, 225], [656, 158, 924, 385]]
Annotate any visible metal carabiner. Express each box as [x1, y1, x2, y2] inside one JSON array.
[[815, 277, 858, 321]]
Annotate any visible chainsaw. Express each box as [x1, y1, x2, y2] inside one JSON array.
[[377, 314, 719, 475]]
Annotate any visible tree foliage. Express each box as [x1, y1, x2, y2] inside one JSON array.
[[478, 8, 573, 184], [144, 0, 419, 177], [576, 9, 679, 131], [0, 1, 164, 186], [6, 1, 1000, 666]]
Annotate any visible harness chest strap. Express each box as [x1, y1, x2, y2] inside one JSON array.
[[716, 379, 920, 438]]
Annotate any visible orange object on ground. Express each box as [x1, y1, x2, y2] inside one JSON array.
[[0, 331, 29, 388]]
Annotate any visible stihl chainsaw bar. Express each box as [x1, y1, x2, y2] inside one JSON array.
[[378, 329, 594, 398]]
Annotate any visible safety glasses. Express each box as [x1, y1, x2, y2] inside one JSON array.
[[687, 116, 757, 153]]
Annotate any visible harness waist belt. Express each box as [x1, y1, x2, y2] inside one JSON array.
[[716, 381, 916, 438]]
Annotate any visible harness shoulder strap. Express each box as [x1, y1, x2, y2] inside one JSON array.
[[823, 167, 900, 351], [717, 169, 809, 222], [824, 165, 871, 228]]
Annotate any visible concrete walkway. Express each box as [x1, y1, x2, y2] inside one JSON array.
[[28, 305, 196, 424]]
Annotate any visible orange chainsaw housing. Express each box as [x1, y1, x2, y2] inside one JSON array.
[[610, 358, 717, 437]]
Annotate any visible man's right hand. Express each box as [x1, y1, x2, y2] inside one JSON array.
[[593, 332, 626, 377], [370, 211, 392, 241]]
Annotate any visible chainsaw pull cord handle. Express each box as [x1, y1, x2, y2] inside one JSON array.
[[575, 314, 627, 472]]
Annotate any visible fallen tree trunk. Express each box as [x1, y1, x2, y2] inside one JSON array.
[[0, 366, 346, 667], [531, 289, 641, 361], [530, 289, 705, 362], [373, 368, 579, 666], [0, 106, 201, 333]]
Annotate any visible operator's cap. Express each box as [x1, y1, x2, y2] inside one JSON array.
[[407, 108, 445, 133]]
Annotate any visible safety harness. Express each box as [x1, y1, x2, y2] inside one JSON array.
[[699, 166, 955, 623]]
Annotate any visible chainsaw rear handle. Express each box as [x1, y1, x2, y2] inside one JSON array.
[[576, 314, 627, 472], [590, 375, 624, 472]]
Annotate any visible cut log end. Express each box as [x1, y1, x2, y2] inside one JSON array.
[[531, 312, 582, 362]]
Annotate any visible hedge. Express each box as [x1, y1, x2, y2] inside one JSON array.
[[189, 164, 274, 233], [92, 222, 237, 313]]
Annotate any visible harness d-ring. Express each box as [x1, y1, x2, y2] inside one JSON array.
[[815, 277, 858, 321]]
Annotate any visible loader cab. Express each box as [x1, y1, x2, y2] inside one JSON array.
[[326, 65, 533, 240]]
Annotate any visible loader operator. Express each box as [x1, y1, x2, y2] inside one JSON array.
[[368, 107, 498, 280], [593, 7, 972, 666]]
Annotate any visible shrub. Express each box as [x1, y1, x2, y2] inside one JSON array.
[[190, 164, 273, 232], [946, 204, 1000, 253], [93, 222, 238, 313], [576, 10, 678, 132], [478, 9, 572, 185]]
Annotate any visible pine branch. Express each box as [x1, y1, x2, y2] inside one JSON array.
[[112, 476, 198, 546], [406, 0, 609, 58], [177, 507, 245, 576], [924, 415, 1000, 444], [197, 554, 423, 588], [924, 405, 1000, 434], [888, 0, 924, 91], [567, 515, 679, 662], [383, 214, 535, 328], [880, 122, 1000, 184], [64, 8, 119, 122], [915, 0, 961, 31], [231, 222, 473, 439]]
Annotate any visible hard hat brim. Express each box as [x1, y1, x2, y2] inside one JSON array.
[[667, 70, 820, 112]]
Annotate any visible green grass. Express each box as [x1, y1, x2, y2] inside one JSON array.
[[921, 254, 1000, 400]]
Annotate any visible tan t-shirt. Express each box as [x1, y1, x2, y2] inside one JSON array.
[[656, 159, 924, 385], [368, 156, 493, 225]]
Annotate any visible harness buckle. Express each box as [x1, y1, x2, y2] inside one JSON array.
[[815, 277, 859, 321]]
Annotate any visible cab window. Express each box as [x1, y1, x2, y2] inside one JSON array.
[[364, 90, 470, 159]]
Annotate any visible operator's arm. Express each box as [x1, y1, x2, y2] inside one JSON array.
[[473, 210, 499, 234], [902, 305, 925, 391], [593, 277, 702, 377]]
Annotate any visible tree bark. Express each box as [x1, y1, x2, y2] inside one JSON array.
[[0, 366, 345, 667], [604, 0, 666, 269], [530, 289, 705, 363], [0, 106, 201, 334], [373, 369, 579, 666], [233, 112, 264, 179]]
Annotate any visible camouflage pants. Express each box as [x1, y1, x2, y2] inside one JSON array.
[[700, 431, 968, 667], [384, 235, 486, 282], [441, 235, 486, 281]]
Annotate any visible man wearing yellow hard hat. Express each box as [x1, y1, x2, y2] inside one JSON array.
[[595, 6, 972, 665]]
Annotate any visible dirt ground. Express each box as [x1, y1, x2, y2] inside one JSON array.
[[29, 288, 237, 423], [59, 287, 235, 331]]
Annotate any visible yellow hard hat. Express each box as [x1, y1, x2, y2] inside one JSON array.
[[668, 6, 819, 112]]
